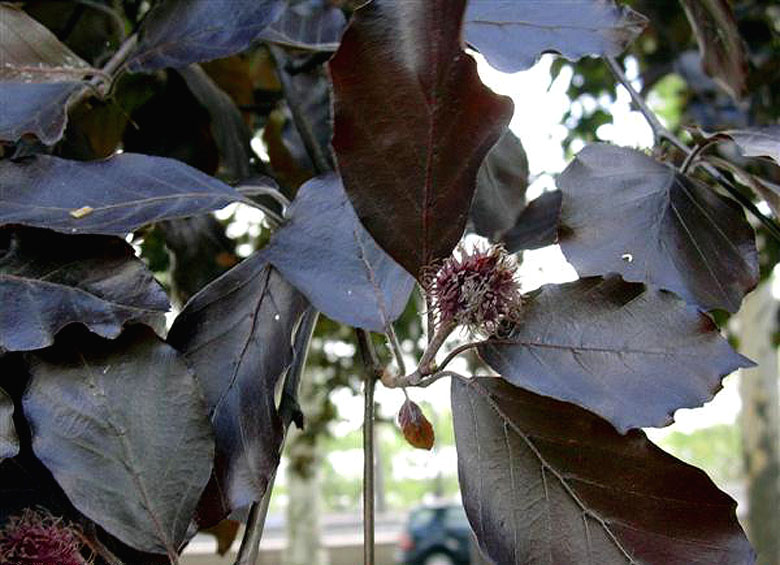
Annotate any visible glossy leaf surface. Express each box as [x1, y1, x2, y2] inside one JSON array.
[[128, 0, 285, 71], [0, 227, 168, 352], [0, 154, 247, 236], [24, 326, 214, 556], [464, 0, 647, 73], [168, 251, 308, 526], [259, 0, 347, 52], [680, 0, 748, 100], [0, 387, 17, 462], [471, 130, 529, 240], [452, 377, 755, 564], [330, 0, 513, 278], [266, 173, 414, 332], [502, 190, 561, 252], [558, 144, 758, 313], [479, 276, 753, 432], [720, 126, 780, 165], [0, 4, 93, 144]]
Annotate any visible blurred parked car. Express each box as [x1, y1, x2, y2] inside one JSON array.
[[396, 503, 473, 565]]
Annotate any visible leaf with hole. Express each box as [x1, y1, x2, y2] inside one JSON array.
[[452, 377, 755, 564], [128, 0, 285, 71], [0, 4, 95, 144], [0, 387, 17, 462], [0, 227, 168, 352], [167, 251, 308, 527], [464, 0, 647, 73], [330, 0, 513, 278], [471, 129, 529, 240], [478, 276, 753, 432], [0, 153, 248, 236], [502, 190, 561, 252], [680, 0, 748, 100], [558, 144, 758, 313], [265, 173, 414, 332], [23, 326, 214, 557]]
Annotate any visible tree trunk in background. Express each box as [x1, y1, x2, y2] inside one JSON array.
[[738, 281, 780, 565], [284, 374, 327, 565]]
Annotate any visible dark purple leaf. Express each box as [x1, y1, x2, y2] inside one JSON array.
[[719, 126, 780, 165], [167, 251, 308, 527], [479, 276, 753, 432], [0, 4, 94, 145], [127, 0, 285, 71], [265, 173, 414, 332], [680, 0, 748, 100], [259, 0, 347, 52], [23, 326, 214, 557], [329, 0, 513, 279], [0, 227, 168, 352], [464, 0, 647, 73], [0, 387, 17, 462], [558, 144, 758, 313], [177, 65, 253, 182], [502, 190, 562, 252], [471, 129, 529, 240], [0, 153, 248, 236], [452, 377, 755, 564]]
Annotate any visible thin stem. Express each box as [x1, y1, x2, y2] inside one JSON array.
[[268, 45, 332, 175], [605, 55, 780, 241], [67, 33, 138, 111], [385, 324, 407, 376], [679, 138, 719, 175], [233, 476, 276, 565], [356, 329, 381, 565], [437, 341, 483, 372], [78, 525, 124, 565]]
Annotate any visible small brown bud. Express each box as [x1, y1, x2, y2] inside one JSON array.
[[398, 399, 435, 450]]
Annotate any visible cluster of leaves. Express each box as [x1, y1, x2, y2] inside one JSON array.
[[1, 0, 778, 563]]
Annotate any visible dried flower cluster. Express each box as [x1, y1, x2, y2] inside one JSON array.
[[0, 508, 88, 565], [427, 244, 522, 335]]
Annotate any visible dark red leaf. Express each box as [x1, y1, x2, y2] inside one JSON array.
[[680, 0, 748, 100], [24, 326, 215, 557], [452, 377, 755, 564], [464, 0, 647, 73], [0, 227, 168, 352], [479, 276, 753, 432], [265, 173, 414, 332], [398, 400, 435, 451], [558, 144, 758, 313], [167, 251, 309, 527], [329, 0, 513, 278]]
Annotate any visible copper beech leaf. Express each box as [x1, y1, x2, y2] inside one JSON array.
[[478, 276, 753, 433], [558, 144, 758, 313], [452, 377, 755, 564], [502, 190, 562, 252], [329, 0, 513, 279], [717, 126, 780, 165], [0, 154, 248, 237], [23, 326, 215, 557], [680, 0, 748, 100], [128, 0, 285, 71], [0, 227, 168, 352], [167, 251, 309, 527], [471, 129, 529, 241], [265, 173, 414, 332], [464, 0, 647, 73], [0, 386, 17, 462], [259, 0, 347, 52], [398, 400, 434, 451], [0, 4, 95, 144]]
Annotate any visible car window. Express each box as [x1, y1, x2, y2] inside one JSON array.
[[409, 508, 436, 530]]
